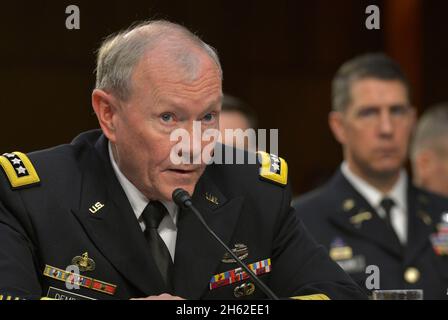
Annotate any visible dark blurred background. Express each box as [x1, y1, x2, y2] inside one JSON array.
[[0, 0, 446, 196]]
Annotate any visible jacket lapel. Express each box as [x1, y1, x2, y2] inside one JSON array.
[[173, 170, 244, 299], [327, 170, 402, 259], [70, 135, 167, 296], [404, 187, 434, 265]]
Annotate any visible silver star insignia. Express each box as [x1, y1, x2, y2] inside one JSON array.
[[3, 153, 15, 158], [16, 166, 27, 174]]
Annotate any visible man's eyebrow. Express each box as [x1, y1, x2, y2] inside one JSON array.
[[357, 105, 380, 110], [205, 98, 223, 111], [153, 98, 222, 117], [153, 100, 187, 113], [389, 103, 409, 108]]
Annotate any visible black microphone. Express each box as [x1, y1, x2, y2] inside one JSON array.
[[172, 188, 279, 300]]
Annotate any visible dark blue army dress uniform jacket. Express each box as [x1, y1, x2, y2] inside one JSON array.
[[0, 130, 365, 300], [294, 169, 448, 299]]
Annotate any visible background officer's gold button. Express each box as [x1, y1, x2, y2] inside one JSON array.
[[404, 267, 420, 284]]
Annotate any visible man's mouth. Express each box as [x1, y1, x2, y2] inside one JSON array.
[[167, 167, 201, 175], [375, 147, 400, 158]]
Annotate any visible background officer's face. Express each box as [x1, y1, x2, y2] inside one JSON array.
[[219, 111, 254, 150], [107, 48, 222, 201], [330, 78, 416, 180], [414, 143, 448, 197]]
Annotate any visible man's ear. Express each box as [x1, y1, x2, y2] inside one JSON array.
[[92, 89, 119, 142], [329, 111, 347, 145]]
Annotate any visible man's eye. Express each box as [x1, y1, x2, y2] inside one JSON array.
[[358, 108, 377, 118], [202, 113, 215, 122], [161, 113, 174, 122], [390, 105, 408, 116]]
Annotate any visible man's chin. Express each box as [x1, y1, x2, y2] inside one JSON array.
[[160, 184, 197, 202], [370, 164, 402, 179]]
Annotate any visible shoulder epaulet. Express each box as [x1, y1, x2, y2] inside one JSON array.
[[0, 294, 22, 300], [256, 151, 288, 186], [0, 152, 40, 189], [291, 294, 330, 300]]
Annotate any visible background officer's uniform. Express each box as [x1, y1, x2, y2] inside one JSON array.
[[294, 164, 448, 299], [0, 130, 365, 300]]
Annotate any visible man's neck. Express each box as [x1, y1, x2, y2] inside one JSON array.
[[347, 162, 401, 194]]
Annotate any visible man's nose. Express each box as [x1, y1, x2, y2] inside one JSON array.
[[186, 121, 203, 164], [378, 111, 394, 137]]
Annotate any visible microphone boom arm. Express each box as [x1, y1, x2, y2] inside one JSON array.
[[173, 188, 279, 300]]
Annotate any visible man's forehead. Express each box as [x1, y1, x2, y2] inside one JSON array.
[[133, 51, 221, 90], [350, 78, 408, 97], [157, 93, 223, 109], [138, 39, 217, 73], [349, 78, 409, 106]]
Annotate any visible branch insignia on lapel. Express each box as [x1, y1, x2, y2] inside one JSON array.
[[342, 198, 355, 212], [205, 192, 219, 205]]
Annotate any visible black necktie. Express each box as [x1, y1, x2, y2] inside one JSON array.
[[380, 197, 396, 231], [141, 201, 174, 291]]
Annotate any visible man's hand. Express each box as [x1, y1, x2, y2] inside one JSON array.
[[131, 293, 185, 300]]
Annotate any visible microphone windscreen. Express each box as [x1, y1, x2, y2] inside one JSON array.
[[172, 188, 192, 208]]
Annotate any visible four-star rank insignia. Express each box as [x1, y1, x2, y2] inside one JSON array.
[[72, 252, 96, 272], [0, 152, 40, 189], [257, 151, 288, 186]]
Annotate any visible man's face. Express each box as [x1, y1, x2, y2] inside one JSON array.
[[219, 111, 253, 150], [110, 51, 222, 201], [427, 149, 448, 197], [333, 78, 415, 179], [417, 143, 448, 197]]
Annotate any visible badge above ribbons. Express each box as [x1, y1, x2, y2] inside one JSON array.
[[222, 244, 249, 263], [72, 252, 96, 272], [329, 238, 353, 261], [329, 238, 365, 274]]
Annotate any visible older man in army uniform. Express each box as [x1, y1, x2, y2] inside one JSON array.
[[0, 20, 364, 300], [294, 53, 448, 299]]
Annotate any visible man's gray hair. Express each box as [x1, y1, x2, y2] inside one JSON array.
[[332, 53, 410, 112], [95, 20, 222, 101], [411, 103, 448, 161]]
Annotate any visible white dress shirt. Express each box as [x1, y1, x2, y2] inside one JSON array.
[[108, 142, 178, 261], [341, 162, 408, 244]]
